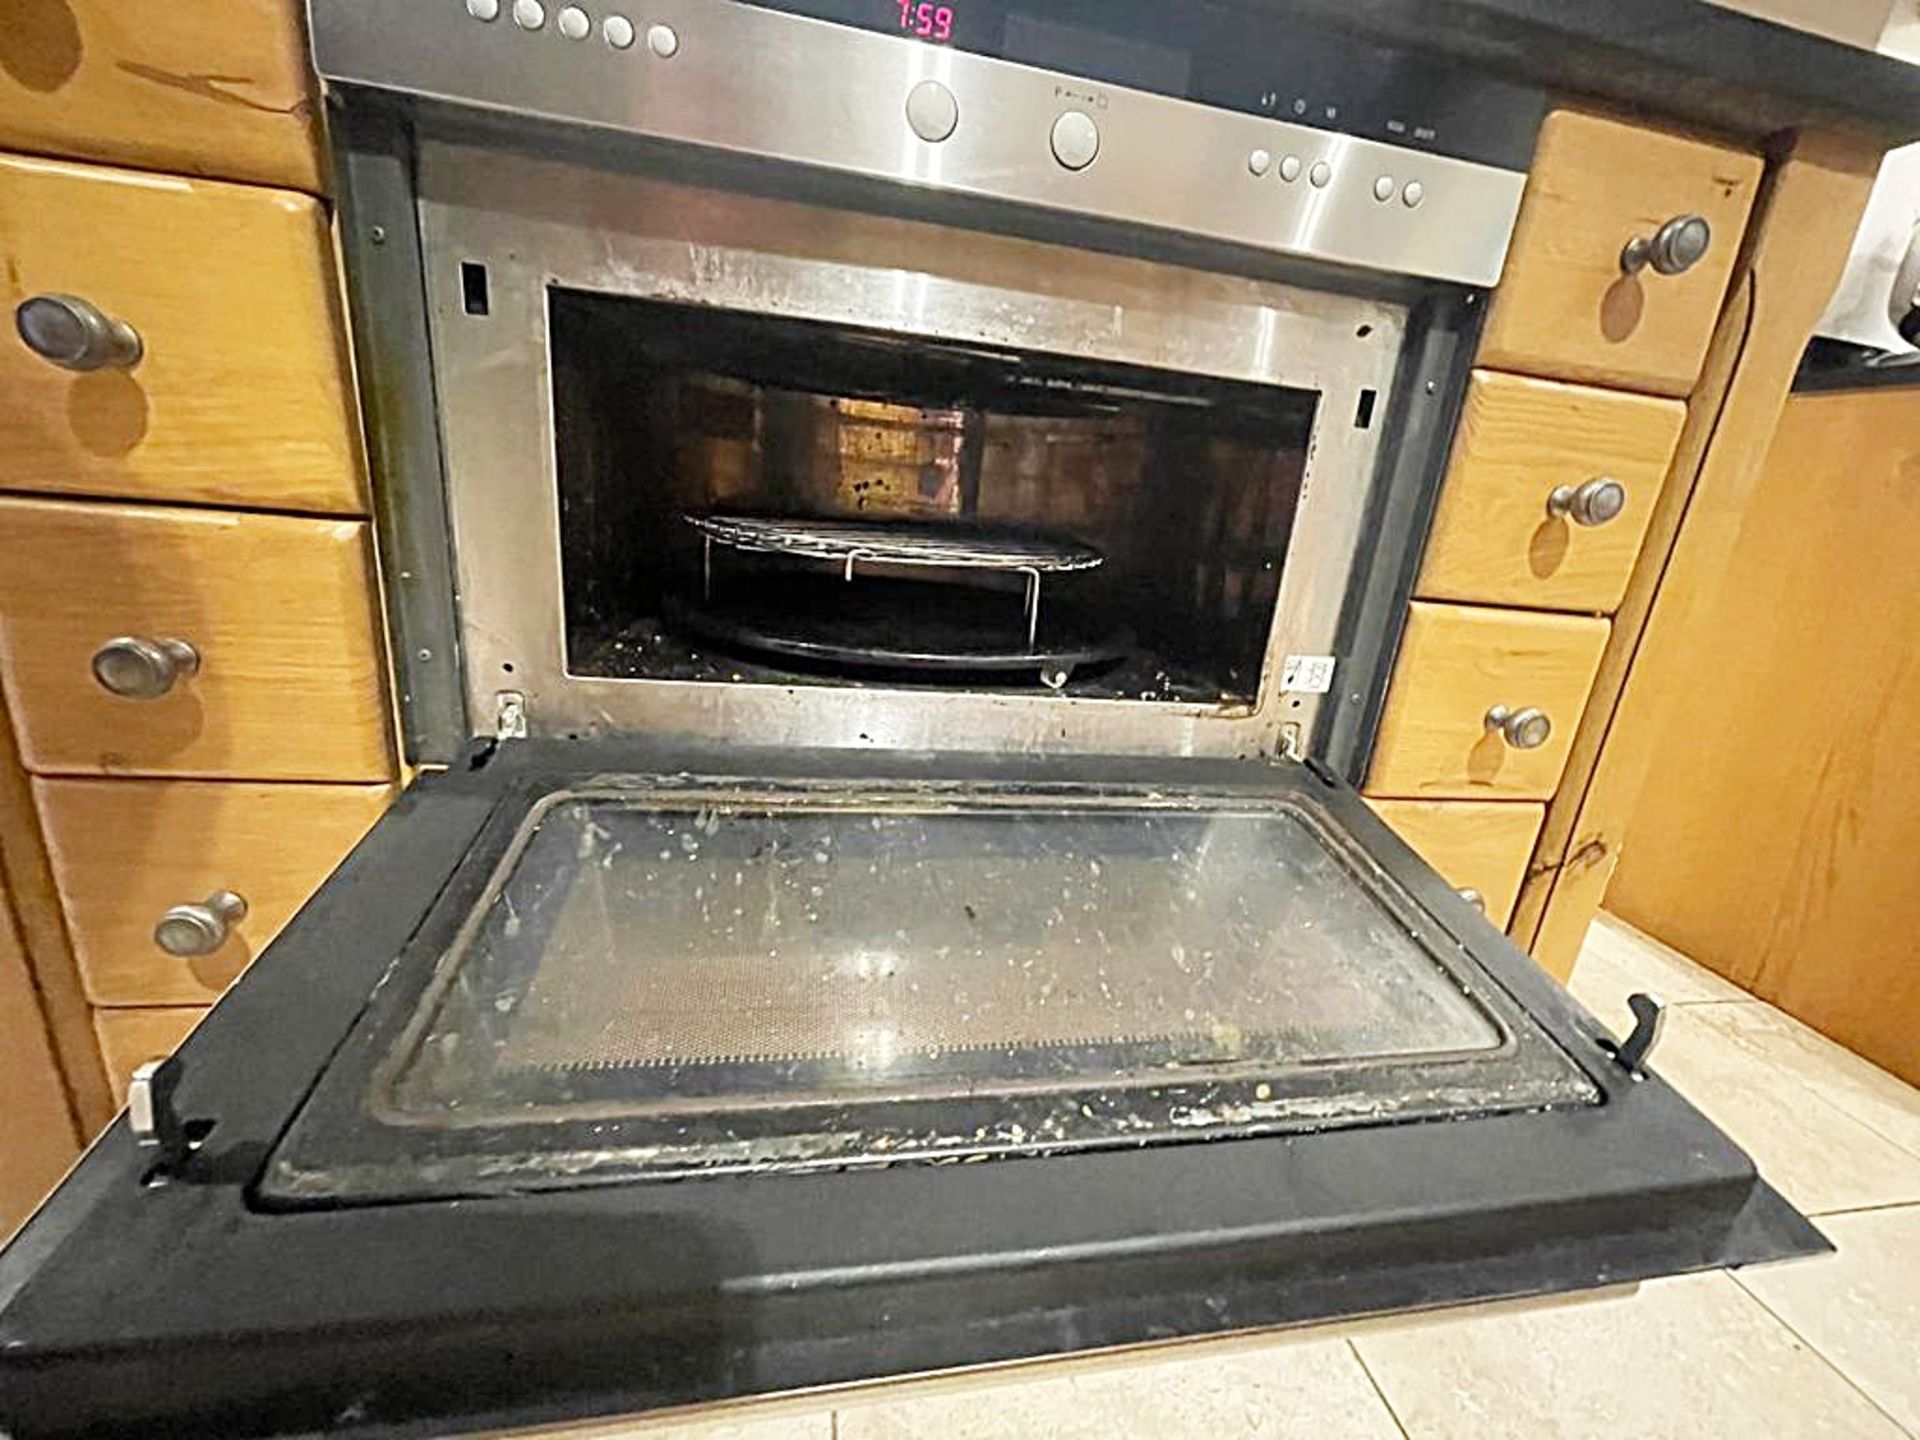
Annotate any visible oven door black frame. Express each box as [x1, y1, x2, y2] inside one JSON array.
[[0, 740, 1824, 1440]]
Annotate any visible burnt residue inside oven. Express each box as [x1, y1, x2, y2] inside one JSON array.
[[550, 289, 1317, 703]]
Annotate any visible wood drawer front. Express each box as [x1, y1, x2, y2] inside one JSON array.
[[0, 498, 396, 782], [94, 1007, 205, 1108], [0, 154, 364, 514], [1417, 372, 1686, 613], [1366, 602, 1610, 802], [1479, 112, 1762, 397], [1367, 799, 1544, 929], [0, 2, 321, 193], [39, 778, 393, 1007]]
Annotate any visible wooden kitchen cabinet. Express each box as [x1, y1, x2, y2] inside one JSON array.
[[1366, 602, 1610, 802], [0, 0, 323, 193], [1366, 799, 1544, 928], [36, 778, 395, 1006], [1416, 371, 1685, 614], [0, 497, 395, 783], [1479, 111, 1763, 397], [0, 873, 79, 1239], [0, 154, 366, 515], [1609, 387, 1920, 1083]]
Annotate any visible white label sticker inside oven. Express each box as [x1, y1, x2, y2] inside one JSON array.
[[1281, 655, 1338, 694]]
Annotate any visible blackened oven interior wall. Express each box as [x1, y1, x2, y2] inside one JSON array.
[[550, 289, 1315, 700]]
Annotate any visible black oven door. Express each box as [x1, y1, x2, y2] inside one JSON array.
[[0, 739, 1823, 1439]]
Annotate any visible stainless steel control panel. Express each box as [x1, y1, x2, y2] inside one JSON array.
[[310, 0, 1528, 285]]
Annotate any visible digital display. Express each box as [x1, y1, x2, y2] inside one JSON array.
[[896, 0, 955, 42]]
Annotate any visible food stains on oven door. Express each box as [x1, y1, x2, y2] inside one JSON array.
[[261, 778, 1597, 1202]]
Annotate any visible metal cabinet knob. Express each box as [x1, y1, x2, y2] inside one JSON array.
[[91, 636, 199, 699], [1547, 477, 1628, 527], [1457, 887, 1487, 913], [15, 293, 143, 372], [153, 890, 248, 958], [1486, 704, 1552, 750], [1620, 214, 1711, 277]]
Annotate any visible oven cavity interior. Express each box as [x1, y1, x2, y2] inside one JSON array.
[[549, 290, 1319, 706]]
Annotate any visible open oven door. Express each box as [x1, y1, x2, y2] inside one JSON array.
[[0, 739, 1825, 1439]]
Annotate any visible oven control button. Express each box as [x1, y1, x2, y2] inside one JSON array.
[[1402, 179, 1425, 208], [603, 13, 634, 46], [906, 80, 959, 143], [646, 21, 679, 56], [1277, 154, 1302, 183], [1309, 160, 1332, 188], [1247, 148, 1272, 177], [466, 0, 501, 20], [557, 4, 590, 38], [1372, 175, 1395, 202], [511, 0, 545, 29], [1050, 110, 1100, 171]]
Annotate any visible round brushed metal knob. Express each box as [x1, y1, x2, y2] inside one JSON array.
[[1620, 214, 1711, 277], [153, 890, 248, 958], [1548, 477, 1627, 527], [15, 294, 143, 372], [1486, 704, 1552, 750], [1457, 887, 1487, 913], [91, 636, 199, 699]]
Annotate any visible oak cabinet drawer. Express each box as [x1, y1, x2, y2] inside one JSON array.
[[1417, 371, 1686, 613], [0, 154, 364, 514], [1366, 799, 1544, 929], [94, 1007, 205, 1108], [0, 498, 396, 782], [1366, 602, 1610, 802], [0, 1, 321, 193], [1479, 112, 1761, 397], [40, 778, 393, 1007]]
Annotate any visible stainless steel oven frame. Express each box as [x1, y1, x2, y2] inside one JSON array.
[[419, 138, 1406, 760]]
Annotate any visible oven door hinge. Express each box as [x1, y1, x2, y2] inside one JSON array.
[[493, 690, 529, 741]]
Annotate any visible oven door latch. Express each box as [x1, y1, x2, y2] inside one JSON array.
[[128, 1056, 189, 1176], [1601, 992, 1668, 1080]]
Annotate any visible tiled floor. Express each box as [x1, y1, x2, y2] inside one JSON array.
[[518, 913, 1920, 1440]]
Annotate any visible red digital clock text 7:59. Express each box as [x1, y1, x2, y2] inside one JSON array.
[[898, 0, 955, 42]]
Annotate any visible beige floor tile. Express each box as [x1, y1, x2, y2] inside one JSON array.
[[1650, 1006, 1920, 1215], [1685, 1002, 1920, 1161], [1569, 913, 1751, 1036], [835, 1333, 1402, 1440], [1351, 1270, 1906, 1440], [1737, 1204, 1920, 1434]]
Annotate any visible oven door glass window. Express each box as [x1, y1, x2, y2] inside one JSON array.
[[263, 785, 1597, 1203]]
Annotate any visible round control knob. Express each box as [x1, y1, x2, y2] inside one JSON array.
[[646, 22, 679, 56], [1548, 477, 1628, 527], [1248, 148, 1272, 177], [154, 890, 248, 959], [1308, 160, 1332, 189], [1050, 110, 1100, 171], [465, 0, 501, 20], [603, 13, 635, 47], [16, 294, 142, 372], [511, 0, 544, 29], [1277, 154, 1302, 183], [557, 4, 590, 38], [1402, 180, 1424, 208], [1372, 175, 1395, 202], [91, 636, 199, 700], [1621, 214, 1711, 277], [1486, 704, 1553, 751], [1457, 887, 1487, 913], [905, 80, 959, 144]]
